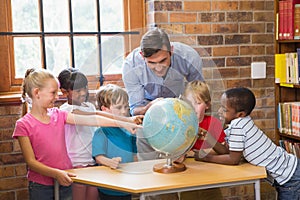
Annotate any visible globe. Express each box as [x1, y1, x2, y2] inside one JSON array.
[[142, 98, 199, 173]]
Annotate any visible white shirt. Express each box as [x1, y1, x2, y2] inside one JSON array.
[[60, 102, 97, 167], [226, 116, 297, 185]]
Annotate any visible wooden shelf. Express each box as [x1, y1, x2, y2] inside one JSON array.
[[277, 39, 300, 43], [279, 133, 300, 141], [274, 0, 300, 145]]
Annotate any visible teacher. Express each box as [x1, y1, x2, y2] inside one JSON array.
[[122, 28, 205, 162]]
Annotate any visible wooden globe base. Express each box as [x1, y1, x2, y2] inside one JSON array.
[[153, 161, 187, 173]]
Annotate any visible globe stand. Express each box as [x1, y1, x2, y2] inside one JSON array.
[[153, 157, 186, 174]]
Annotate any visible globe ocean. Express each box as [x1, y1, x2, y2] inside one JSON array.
[[142, 98, 199, 159]]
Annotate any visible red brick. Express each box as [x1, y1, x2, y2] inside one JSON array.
[[212, 24, 238, 34], [16, 189, 29, 200], [240, 1, 266, 10], [154, 1, 182, 11], [240, 45, 265, 55], [0, 141, 13, 153], [199, 12, 225, 23], [213, 46, 239, 56], [0, 129, 15, 140], [0, 192, 15, 200], [0, 166, 14, 178], [212, 1, 239, 11], [184, 1, 210, 11], [185, 24, 211, 34], [254, 11, 274, 22], [15, 164, 27, 176], [226, 57, 252, 67], [227, 12, 253, 22], [252, 34, 274, 44], [0, 153, 24, 165], [158, 24, 183, 34], [170, 13, 197, 23], [0, 177, 27, 190], [154, 12, 168, 23], [240, 23, 265, 33]]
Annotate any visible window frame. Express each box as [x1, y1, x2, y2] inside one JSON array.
[[0, 0, 145, 95]]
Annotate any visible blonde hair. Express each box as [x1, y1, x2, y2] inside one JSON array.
[[96, 84, 129, 110], [21, 68, 56, 115], [183, 80, 211, 109]]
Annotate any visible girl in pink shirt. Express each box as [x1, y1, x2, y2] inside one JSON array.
[[13, 68, 142, 200]]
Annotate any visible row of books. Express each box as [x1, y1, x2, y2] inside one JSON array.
[[275, 49, 300, 84], [277, 0, 300, 40], [278, 102, 300, 137], [279, 140, 300, 158]]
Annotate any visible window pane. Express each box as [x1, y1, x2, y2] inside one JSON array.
[[43, 0, 69, 32], [74, 36, 99, 75], [100, 0, 124, 32], [14, 37, 42, 78], [101, 35, 124, 74], [11, 0, 39, 32], [45, 37, 70, 76], [72, 0, 97, 32]]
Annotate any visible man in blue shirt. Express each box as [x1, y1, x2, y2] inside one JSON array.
[[122, 28, 204, 116], [122, 28, 204, 163]]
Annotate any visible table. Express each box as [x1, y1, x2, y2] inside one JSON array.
[[55, 158, 266, 200]]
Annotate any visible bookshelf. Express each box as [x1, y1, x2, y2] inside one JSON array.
[[275, 0, 300, 158]]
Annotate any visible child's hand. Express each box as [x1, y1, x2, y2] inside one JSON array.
[[108, 157, 122, 169], [122, 121, 142, 134], [55, 169, 76, 186], [193, 149, 208, 161], [174, 154, 186, 163], [130, 115, 144, 125], [198, 128, 208, 140]]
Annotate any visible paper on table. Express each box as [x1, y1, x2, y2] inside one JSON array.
[[117, 159, 167, 174]]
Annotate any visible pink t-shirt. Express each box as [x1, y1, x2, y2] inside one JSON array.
[[12, 108, 72, 185]]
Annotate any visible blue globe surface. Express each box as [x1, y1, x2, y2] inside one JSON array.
[[142, 98, 199, 158]]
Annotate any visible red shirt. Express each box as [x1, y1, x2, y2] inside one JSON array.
[[192, 115, 225, 150]]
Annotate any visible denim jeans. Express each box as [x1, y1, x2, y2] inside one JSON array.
[[29, 181, 72, 200], [275, 159, 300, 200]]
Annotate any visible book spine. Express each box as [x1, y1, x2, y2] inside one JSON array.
[[283, 1, 288, 39], [295, 4, 300, 39], [296, 48, 300, 83], [275, 53, 287, 83], [286, 53, 292, 83], [279, 1, 285, 40], [287, 0, 294, 39]]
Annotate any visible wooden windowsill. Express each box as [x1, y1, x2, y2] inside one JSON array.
[[0, 91, 97, 106], [0, 92, 22, 105]]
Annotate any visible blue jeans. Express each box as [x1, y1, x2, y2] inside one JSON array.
[[29, 181, 72, 200], [275, 159, 300, 200]]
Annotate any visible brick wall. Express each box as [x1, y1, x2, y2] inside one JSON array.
[[145, 0, 276, 140], [1, 0, 277, 199], [0, 103, 29, 200], [144, 0, 276, 199]]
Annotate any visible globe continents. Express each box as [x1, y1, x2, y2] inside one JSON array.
[[142, 98, 199, 158]]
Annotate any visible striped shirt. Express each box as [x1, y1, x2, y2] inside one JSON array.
[[226, 116, 297, 185]]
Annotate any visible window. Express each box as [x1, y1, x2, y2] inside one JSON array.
[[0, 0, 144, 94]]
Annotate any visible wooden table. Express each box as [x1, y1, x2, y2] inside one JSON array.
[[55, 158, 266, 200]]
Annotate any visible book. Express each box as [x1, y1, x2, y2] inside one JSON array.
[[283, 0, 288, 39], [291, 102, 300, 136], [279, 1, 285, 40], [297, 48, 300, 83], [290, 52, 298, 83], [275, 53, 287, 83], [295, 4, 300, 39], [286, 53, 293, 83], [279, 0, 300, 40], [287, 0, 294, 39]]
